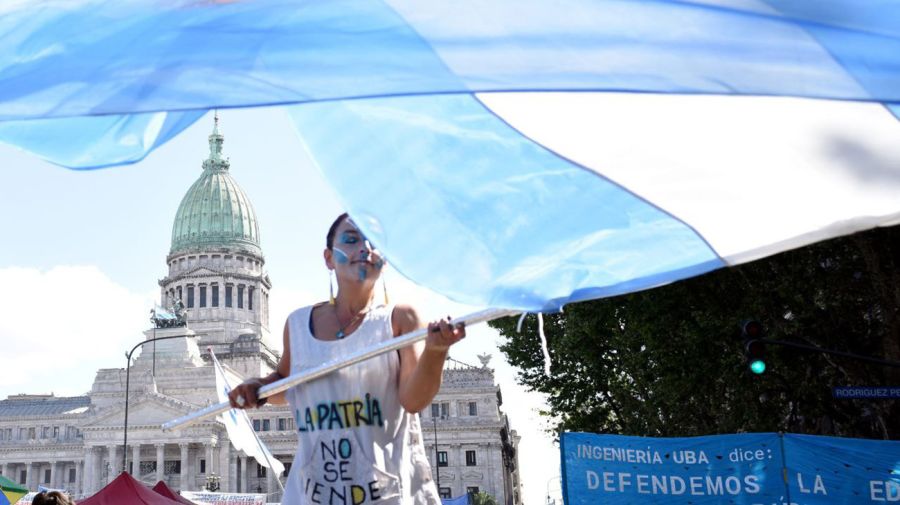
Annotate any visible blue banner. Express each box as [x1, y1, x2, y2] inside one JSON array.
[[441, 496, 470, 505], [561, 432, 900, 505], [783, 434, 900, 504], [561, 432, 783, 504]]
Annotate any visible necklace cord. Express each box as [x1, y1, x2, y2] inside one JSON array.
[[335, 304, 375, 339]]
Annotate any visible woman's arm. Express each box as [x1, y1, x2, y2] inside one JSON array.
[[394, 304, 466, 413], [228, 319, 292, 408]]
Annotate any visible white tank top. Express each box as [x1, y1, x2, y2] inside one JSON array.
[[281, 304, 441, 505]]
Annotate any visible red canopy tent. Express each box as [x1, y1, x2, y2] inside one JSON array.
[[152, 481, 197, 505], [79, 473, 185, 505]]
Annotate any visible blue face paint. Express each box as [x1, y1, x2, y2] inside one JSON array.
[[332, 248, 350, 264], [340, 232, 360, 245], [334, 227, 385, 280]]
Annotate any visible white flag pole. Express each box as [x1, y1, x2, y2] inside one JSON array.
[[250, 418, 287, 493], [210, 350, 286, 492], [163, 308, 518, 432]]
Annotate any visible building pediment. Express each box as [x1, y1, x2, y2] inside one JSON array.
[[180, 266, 222, 278], [83, 392, 198, 429], [462, 470, 484, 481]]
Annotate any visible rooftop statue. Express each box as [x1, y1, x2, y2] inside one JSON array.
[[150, 298, 187, 328]]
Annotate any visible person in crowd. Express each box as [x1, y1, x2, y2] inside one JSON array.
[[32, 491, 76, 505], [229, 213, 465, 504]]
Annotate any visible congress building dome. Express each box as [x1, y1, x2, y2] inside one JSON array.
[[159, 113, 273, 368], [169, 114, 261, 258]]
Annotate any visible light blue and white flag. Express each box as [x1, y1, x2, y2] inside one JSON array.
[[36, 486, 67, 494], [1, 1, 900, 310], [210, 351, 285, 477]]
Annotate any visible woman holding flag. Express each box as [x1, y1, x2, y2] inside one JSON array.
[[229, 213, 465, 504]]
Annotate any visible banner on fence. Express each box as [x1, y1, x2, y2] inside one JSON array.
[[561, 432, 900, 504], [180, 491, 266, 505], [783, 433, 900, 503]]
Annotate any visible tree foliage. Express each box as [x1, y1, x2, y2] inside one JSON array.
[[470, 492, 499, 505], [491, 226, 900, 439]]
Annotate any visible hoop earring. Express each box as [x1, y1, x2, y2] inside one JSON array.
[[329, 271, 336, 305], [382, 277, 390, 306]]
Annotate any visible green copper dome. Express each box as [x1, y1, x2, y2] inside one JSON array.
[[170, 116, 261, 257]]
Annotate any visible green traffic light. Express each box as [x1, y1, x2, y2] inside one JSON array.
[[750, 360, 766, 374]]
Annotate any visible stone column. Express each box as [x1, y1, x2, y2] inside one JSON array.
[[132, 444, 141, 476], [179, 443, 190, 491], [452, 443, 463, 495], [206, 444, 215, 476], [219, 444, 230, 492], [1, 463, 9, 480], [239, 456, 247, 493], [24, 462, 32, 490], [94, 449, 104, 493], [57, 461, 66, 489], [485, 443, 495, 495], [228, 451, 237, 493], [48, 460, 57, 489], [106, 445, 118, 483], [121, 444, 128, 476], [156, 444, 165, 483], [266, 462, 274, 497], [82, 448, 94, 495], [28, 463, 37, 489], [77, 460, 84, 495]]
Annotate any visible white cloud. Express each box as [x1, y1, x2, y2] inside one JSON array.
[[0, 266, 155, 398]]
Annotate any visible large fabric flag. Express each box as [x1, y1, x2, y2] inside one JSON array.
[[210, 351, 285, 477], [1, 1, 900, 310], [0, 475, 27, 505]]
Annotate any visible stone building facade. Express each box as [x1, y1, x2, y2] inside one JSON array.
[[0, 116, 520, 504], [423, 358, 522, 505]]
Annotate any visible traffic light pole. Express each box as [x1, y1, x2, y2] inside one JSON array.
[[752, 338, 900, 369]]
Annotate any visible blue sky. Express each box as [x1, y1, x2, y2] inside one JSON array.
[[0, 106, 561, 504]]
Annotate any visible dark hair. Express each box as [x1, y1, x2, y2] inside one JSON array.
[[326, 212, 350, 250], [32, 491, 75, 505]]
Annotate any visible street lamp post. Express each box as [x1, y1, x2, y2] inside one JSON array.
[[122, 333, 193, 472], [432, 415, 441, 493], [546, 476, 561, 505], [206, 473, 221, 492]]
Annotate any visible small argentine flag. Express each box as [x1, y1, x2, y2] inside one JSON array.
[[210, 350, 285, 477]]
